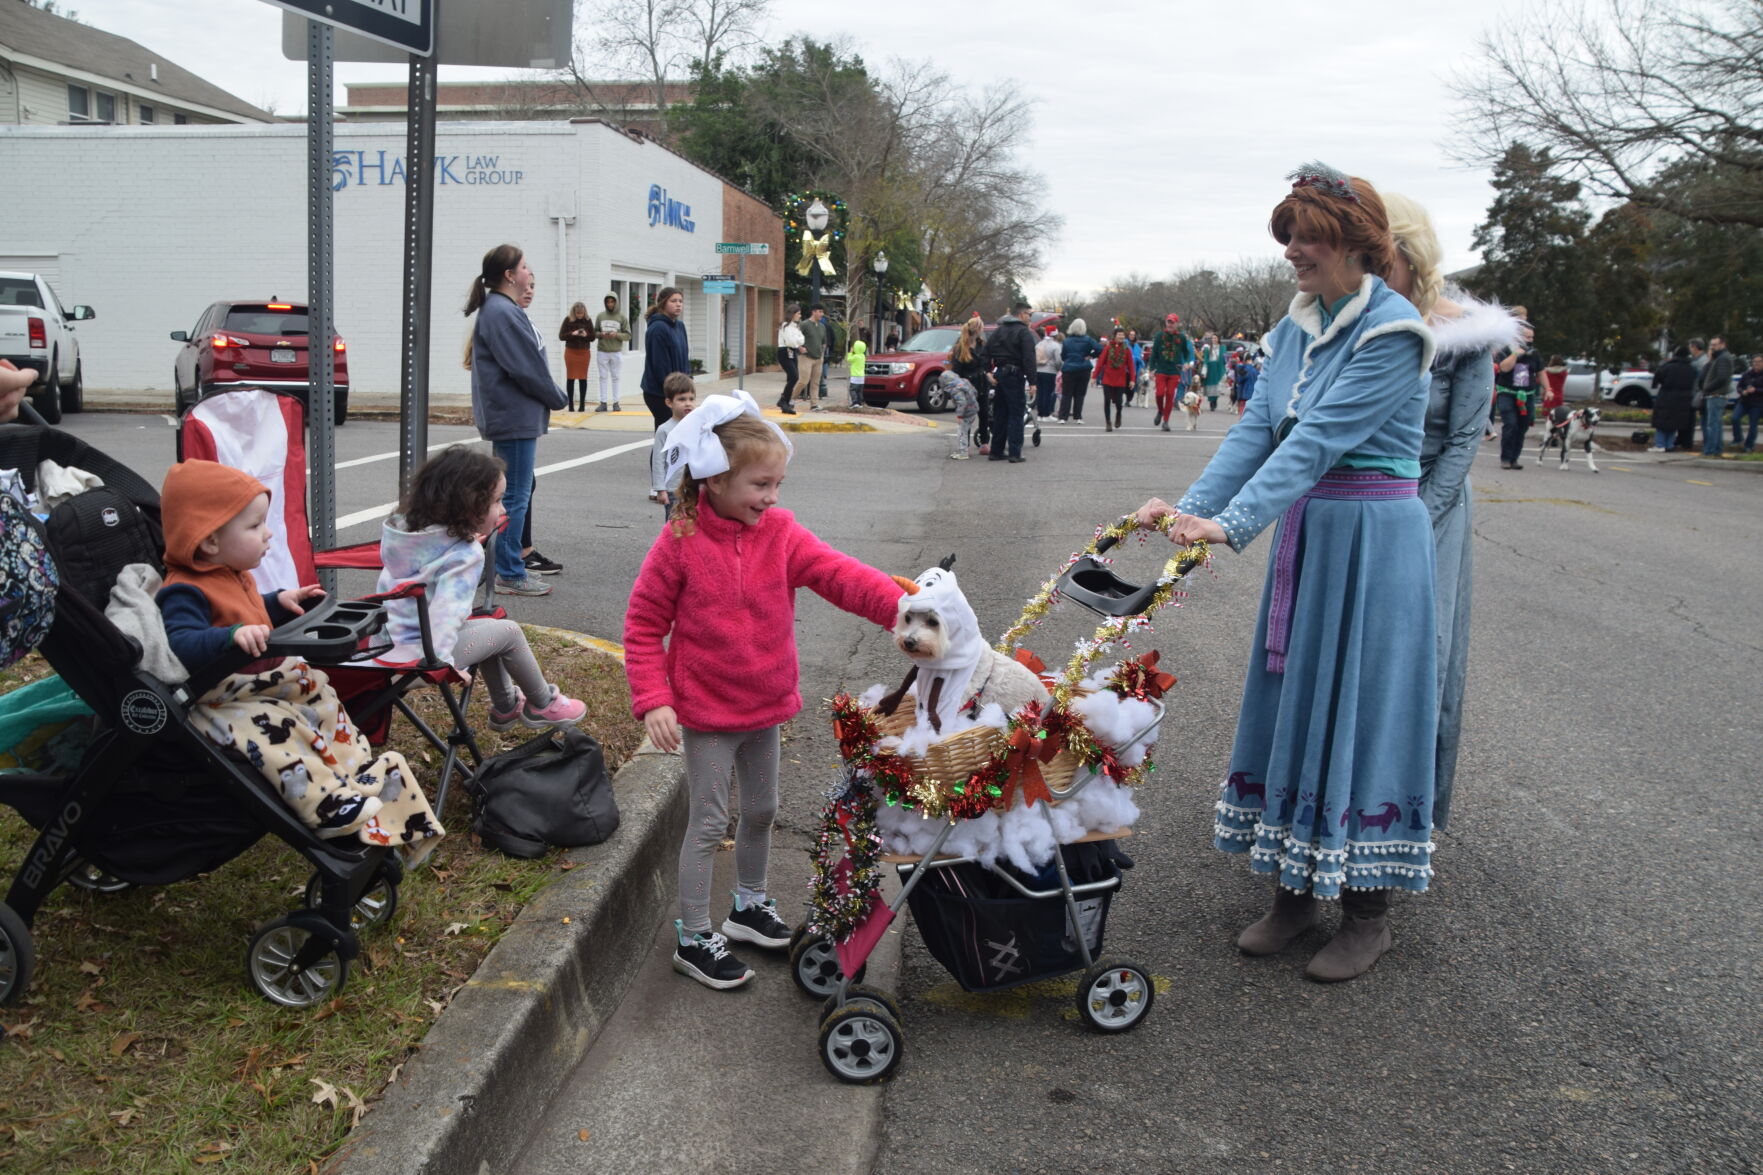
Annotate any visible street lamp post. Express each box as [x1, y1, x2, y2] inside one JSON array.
[[806, 198, 829, 311], [872, 249, 889, 358]]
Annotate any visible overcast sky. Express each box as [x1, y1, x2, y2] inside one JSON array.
[[72, 0, 1534, 298]]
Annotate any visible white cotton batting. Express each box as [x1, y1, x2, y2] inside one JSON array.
[[941, 808, 1002, 864], [998, 800, 1059, 873], [1073, 778, 1140, 833], [857, 683, 888, 709], [1044, 796, 1087, 842]]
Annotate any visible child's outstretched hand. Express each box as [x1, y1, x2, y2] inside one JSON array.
[[277, 584, 325, 615], [643, 706, 681, 753], [233, 624, 271, 656]]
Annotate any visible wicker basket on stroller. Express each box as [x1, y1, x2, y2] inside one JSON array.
[[865, 693, 1087, 795]]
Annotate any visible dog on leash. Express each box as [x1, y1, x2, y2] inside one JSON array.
[[881, 556, 1049, 734], [1180, 390, 1203, 431], [1537, 404, 1601, 472]]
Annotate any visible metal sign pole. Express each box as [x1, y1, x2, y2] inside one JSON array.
[[737, 253, 746, 392], [306, 18, 337, 593], [398, 3, 439, 494]]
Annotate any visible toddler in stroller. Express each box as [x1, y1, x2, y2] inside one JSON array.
[[1, 424, 413, 1009], [155, 459, 444, 856]]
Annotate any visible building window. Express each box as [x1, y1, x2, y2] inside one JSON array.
[[173, 113, 187, 125], [139, 104, 155, 124], [68, 84, 89, 120], [94, 92, 116, 123]]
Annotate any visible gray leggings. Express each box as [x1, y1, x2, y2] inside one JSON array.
[[452, 617, 548, 712], [679, 725, 780, 934]]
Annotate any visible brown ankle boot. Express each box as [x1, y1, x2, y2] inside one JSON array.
[[1236, 885, 1317, 955], [1305, 888, 1392, 982], [1105, 417, 1114, 432]]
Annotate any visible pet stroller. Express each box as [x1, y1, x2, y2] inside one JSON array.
[[791, 519, 1207, 1083], [0, 423, 444, 1009]]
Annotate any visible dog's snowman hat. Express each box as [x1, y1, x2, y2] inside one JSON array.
[[905, 564, 986, 673], [661, 389, 794, 481]]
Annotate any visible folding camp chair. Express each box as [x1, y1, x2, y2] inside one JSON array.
[[179, 387, 489, 814]]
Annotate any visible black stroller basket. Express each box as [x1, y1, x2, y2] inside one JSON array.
[[900, 842, 1122, 993], [0, 423, 399, 1008]]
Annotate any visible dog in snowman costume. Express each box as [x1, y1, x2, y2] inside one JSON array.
[[878, 557, 1049, 733]]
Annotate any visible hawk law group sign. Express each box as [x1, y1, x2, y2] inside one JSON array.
[[264, 0, 434, 56]]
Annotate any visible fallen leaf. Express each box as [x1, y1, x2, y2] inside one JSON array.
[[3, 1018, 39, 1039], [309, 1078, 339, 1110], [75, 991, 107, 1013], [109, 1031, 141, 1057], [78, 960, 104, 975], [108, 1108, 138, 1126], [311, 999, 346, 1023], [577, 1129, 591, 1142], [224, 1018, 245, 1029], [193, 1156, 223, 1166], [558, 862, 578, 871], [45, 1047, 65, 1062], [423, 999, 445, 1017], [442, 922, 468, 937], [561, 917, 571, 925]]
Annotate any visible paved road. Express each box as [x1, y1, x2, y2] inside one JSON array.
[[50, 407, 1762, 1174]]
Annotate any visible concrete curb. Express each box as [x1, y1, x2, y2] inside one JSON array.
[[324, 745, 687, 1175], [1688, 457, 1763, 475]]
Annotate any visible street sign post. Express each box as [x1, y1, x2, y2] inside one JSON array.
[[712, 245, 768, 389], [264, 0, 434, 56], [702, 274, 737, 296]]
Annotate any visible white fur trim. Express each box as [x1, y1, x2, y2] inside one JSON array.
[[1353, 318, 1436, 376], [1427, 290, 1525, 359], [1285, 273, 1376, 418]]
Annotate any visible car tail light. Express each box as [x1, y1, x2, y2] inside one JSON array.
[[211, 334, 250, 350], [266, 303, 292, 311], [27, 317, 46, 349], [333, 337, 346, 353]]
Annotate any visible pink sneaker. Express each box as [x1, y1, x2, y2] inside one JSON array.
[[488, 689, 526, 732], [522, 684, 587, 730]]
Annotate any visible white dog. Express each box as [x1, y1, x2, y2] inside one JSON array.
[[1180, 390, 1203, 431], [882, 557, 1049, 734], [1537, 404, 1601, 472]]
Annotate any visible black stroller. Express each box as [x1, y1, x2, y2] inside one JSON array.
[[0, 423, 401, 1008]]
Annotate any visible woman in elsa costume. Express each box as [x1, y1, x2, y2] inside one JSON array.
[[1381, 193, 1524, 835], [1136, 164, 1437, 982]]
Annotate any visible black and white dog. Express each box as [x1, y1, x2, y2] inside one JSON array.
[[1537, 405, 1601, 472]]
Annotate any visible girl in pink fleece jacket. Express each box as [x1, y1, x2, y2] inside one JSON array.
[[624, 395, 904, 991]]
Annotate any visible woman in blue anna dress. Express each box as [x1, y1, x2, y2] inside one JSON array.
[[1136, 165, 1437, 982]]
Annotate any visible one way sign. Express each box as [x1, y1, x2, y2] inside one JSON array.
[[261, 0, 434, 56]]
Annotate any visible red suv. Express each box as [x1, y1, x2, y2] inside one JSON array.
[[862, 314, 1060, 411], [170, 299, 349, 422]]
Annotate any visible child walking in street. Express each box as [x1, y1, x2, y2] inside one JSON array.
[[943, 370, 980, 459], [649, 373, 697, 522], [847, 330, 868, 407], [378, 447, 587, 732], [624, 391, 906, 990]]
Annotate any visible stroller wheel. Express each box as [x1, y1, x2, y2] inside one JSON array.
[[1076, 958, 1155, 1033], [247, 917, 349, 1008], [66, 860, 132, 895], [789, 932, 864, 999], [818, 998, 904, 1084], [0, 902, 36, 1006], [1032, 425, 1042, 447], [822, 984, 903, 1027], [304, 872, 400, 931]]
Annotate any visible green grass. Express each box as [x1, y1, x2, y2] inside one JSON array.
[[0, 631, 641, 1174]]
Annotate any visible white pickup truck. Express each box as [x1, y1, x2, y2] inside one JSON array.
[[0, 270, 94, 424]]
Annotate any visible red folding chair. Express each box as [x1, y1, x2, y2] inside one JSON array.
[[179, 387, 493, 813]]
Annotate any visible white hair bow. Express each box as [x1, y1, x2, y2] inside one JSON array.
[[660, 388, 793, 481]]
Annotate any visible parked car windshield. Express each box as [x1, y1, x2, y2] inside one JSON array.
[[0, 278, 44, 308], [898, 328, 960, 353], [224, 307, 310, 336]]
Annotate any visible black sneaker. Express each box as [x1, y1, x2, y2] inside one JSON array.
[[721, 895, 793, 949], [672, 923, 754, 990], [524, 549, 563, 575]]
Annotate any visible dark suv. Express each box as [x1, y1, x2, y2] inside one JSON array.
[[171, 300, 349, 421]]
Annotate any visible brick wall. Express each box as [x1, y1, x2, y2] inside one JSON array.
[[721, 185, 785, 373]]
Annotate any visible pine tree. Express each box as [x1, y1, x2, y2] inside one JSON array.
[[1468, 144, 1594, 359]]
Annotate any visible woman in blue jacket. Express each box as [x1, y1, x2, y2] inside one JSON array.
[[1137, 166, 1438, 983], [641, 288, 690, 429], [1058, 319, 1104, 423], [465, 243, 567, 597]]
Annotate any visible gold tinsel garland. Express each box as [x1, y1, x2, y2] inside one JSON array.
[[995, 513, 1210, 706]]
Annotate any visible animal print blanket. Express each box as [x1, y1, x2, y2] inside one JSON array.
[[190, 658, 444, 864]]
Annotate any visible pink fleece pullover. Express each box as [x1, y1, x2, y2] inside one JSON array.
[[623, 505, 901, 732]]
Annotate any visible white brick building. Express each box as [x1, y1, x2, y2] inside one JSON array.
[[0, 119, 767, 401]]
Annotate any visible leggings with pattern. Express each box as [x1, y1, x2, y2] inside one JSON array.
[[451, 617, 548, 712], [679, 725, 781, 933]]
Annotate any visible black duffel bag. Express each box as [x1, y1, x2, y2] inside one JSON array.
[[469, 728, 620, 858]]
